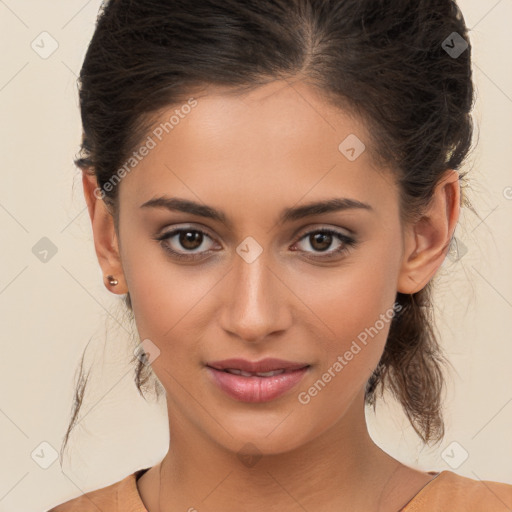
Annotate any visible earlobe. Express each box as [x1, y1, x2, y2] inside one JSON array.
[[397, 169, 460, 294], [82, 171, 128, 294]]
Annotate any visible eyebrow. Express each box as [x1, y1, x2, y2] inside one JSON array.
[[140, 195, 373, 227]]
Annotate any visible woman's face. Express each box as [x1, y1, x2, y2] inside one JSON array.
[[116, 80, 408, 454]]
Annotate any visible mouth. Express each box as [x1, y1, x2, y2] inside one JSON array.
[[207, 358, 309, 374], [217, 368, 292, 377], [205, 358, 310, 403]]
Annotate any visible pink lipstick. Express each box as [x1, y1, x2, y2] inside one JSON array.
[[206, 358, 310, 403]]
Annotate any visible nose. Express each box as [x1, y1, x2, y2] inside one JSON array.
[[219, 251, 293, 343]]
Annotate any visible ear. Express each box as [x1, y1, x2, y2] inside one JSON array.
[[397, 169, 460, 294], [82, 171, 128, 294]]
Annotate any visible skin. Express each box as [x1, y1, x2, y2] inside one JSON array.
[[82, 79, 460, 512]]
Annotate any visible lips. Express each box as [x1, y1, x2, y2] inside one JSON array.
[[206, 358, 310, 402]]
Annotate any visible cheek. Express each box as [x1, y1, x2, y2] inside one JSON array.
[[294, 264, 398, 432], [119, 232, 182, 339], [310, 283, 390, 390], [300, 254, 399, 341], [120, 236, 220, 372], [296, 240, 401, 383]]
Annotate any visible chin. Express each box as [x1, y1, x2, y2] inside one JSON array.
[[209, 411, 328, 458]]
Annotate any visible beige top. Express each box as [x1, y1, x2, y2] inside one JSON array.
[[47, 468, 512, 511]]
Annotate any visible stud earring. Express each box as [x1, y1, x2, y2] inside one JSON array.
[[106, 275, 119, 286]]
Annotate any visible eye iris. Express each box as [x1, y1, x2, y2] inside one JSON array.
[[311, 232, 332, 252], [180, 230, 203, 250]]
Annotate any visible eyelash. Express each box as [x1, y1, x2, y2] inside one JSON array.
[[153, 227, 357, 262]]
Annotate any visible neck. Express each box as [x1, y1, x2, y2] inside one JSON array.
[[155, 389, 404, 512]]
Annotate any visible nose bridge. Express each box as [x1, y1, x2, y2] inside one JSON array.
[[220, 248, 290, 342]]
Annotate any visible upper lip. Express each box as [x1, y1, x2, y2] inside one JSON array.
[[207, 358, 309, 373]]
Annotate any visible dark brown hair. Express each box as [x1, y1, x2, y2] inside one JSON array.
[[62, 0, 475, 459]]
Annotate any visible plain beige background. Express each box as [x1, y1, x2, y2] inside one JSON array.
[[0, 1, 511, 511]]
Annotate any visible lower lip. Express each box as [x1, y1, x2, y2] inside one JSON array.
[[206, 366, 309, 403]]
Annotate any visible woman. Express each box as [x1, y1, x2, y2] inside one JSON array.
[[49, 0, 512, 510]]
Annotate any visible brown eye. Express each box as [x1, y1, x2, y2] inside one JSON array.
[[292, 228, 357, 260], [309, 232, 333, 252], [154, 226, 218, 261], [179, 230, 204, 250]]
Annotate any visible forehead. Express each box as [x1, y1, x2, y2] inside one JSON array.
[[118, 80, 397, 216]]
